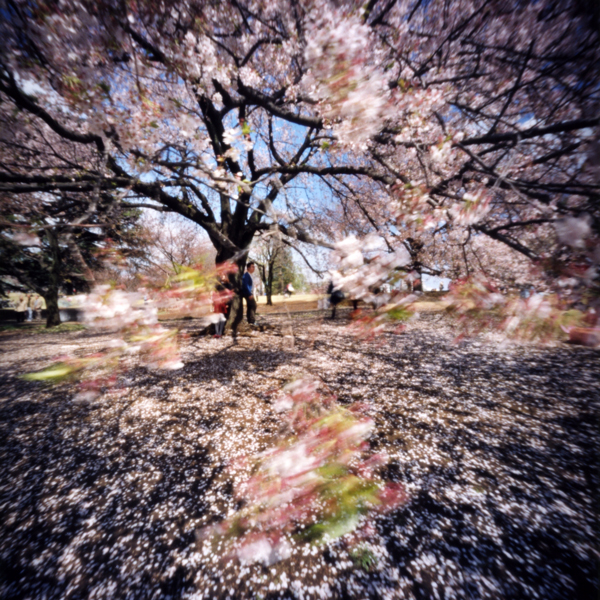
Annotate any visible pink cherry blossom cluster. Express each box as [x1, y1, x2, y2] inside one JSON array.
[[23, 285, 184, 400], [326, 228, 600, 345], [444, 277, 590, 344], [302, 6, 448, 149], [303, 10, 391, 146], [199, 377, 406, 565], [331, 234, 411, 302], [449, 191, 493, 226], [391, 182, 440, 228], [24, 262, 239, 396]]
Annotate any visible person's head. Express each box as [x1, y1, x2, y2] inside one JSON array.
[[247, 261, 255, 274]]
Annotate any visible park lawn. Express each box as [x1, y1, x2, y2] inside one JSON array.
[[0, 322, 85, 335], [257, 293, 321, 314], [258, 293, 451, 314], [5, 292, 448, 323]]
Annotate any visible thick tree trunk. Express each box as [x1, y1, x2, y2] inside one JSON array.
[[225, 277, 244, 331], [414, 266, 423, 292], [258, 263, 273, 306], [228, 293, 245, 336], [214, 224, 258, 338], [44, 288, 61, 327], [216, 249, 247, 338]]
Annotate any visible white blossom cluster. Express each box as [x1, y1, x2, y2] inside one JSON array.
[[74, 285, 183, 371], [303, 9, 391, 146], [449, 191, 492, 226], [330, 234, 411, 304], [78, 286, 155, 331]]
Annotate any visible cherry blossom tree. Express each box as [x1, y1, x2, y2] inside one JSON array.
[[6, 0, 600, 565], [2, 0, 597, 329]]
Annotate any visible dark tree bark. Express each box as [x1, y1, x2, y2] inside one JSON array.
[[216, 245, 252, 337], [45, 231, 62, 328], [266, 265, 274, 306], [43, 287, 61, 327], [257, 263, 274, 306]]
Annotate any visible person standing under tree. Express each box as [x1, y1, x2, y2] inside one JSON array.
[[212, 273, 232, 338], [242, 262, 257, 325]]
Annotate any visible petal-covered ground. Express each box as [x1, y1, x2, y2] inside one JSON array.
[[0, 311, 598, 600]]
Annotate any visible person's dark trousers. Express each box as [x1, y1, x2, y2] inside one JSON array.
[[245, 295, 257, 324]]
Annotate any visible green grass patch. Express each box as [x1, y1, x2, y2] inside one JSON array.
[[0, 322, 86, 335], [349, 545, 378, 572], [38, 323, 86, 334]]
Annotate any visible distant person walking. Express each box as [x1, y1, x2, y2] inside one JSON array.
[[26, 294, 33, 321], [15, 294, 27, 323], [242, 262, 257, 325], [33, 295, 43, 320], [327, 281, 345, 320]]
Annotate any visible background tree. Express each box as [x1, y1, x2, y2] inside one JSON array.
[[0, 190, 141, 326], [252, 234, 285, 306], [252, 233, 307, 305], [277, 250, 308, 295], [130, 214, 215, 289]]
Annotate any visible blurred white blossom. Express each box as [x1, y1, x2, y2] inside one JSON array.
[[554, 216, 591, 249]]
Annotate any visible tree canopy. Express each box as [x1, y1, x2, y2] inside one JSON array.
[[1, 0, 598, 315]]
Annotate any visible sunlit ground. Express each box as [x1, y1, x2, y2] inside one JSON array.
[[257, 293, 322, 304], [258, 293, 450, 314], [0, 310, 598, 599]]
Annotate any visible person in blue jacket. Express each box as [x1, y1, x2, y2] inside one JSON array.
[[242, 261, 257, 324]]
